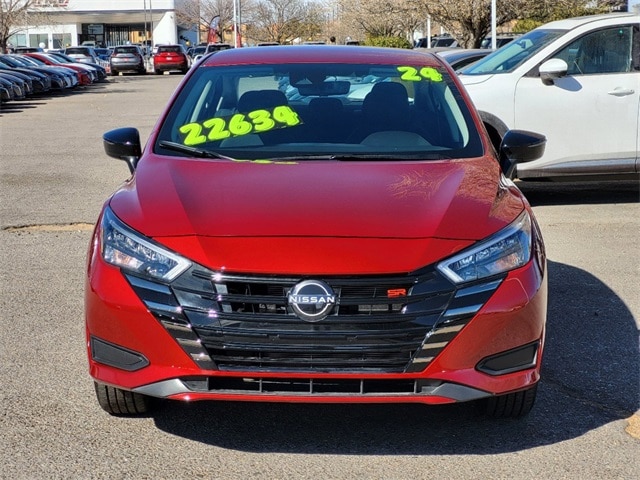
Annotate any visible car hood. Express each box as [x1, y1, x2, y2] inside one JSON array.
[[458, 74, 493, 86], [109, 155, 525, 274]]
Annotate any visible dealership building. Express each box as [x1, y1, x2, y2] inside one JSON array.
[[9, 0, 197, 50]]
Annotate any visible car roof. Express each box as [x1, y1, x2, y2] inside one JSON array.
[[202, 45, 443, 67], [437, 48, 488, 60], [537, 12, 638, 30]]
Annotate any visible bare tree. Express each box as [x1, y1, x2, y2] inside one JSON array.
[[334, 0, 627, 49], [1, 0, 74, 52], [337, 0, 424, 41], [244, 0, 325, 44], [1, 0, 32, 52], [420, 0, 531, 48], [422, 0, 626, 48], [176, 0, 251, 44], [524, 0, 626, 22]]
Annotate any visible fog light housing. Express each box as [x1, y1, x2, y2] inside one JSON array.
[[91, 336, 149, 371], [477, 341, 539, 376]]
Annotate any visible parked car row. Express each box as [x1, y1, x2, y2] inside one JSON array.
[[0, 52, 107, 105], [414, 33, 522, 50], [107, 44, 191, 76]]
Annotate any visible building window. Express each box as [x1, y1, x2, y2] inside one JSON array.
[[29, 33, 49, 49], [53, 33, 72, 49], [8, 34, 27, 48]]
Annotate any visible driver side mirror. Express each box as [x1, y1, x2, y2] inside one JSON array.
[[103, 127, 142, 174], [539, 58, 568, 85], [499, 130, 546, 179]]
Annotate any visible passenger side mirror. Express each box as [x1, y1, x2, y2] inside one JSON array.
[[103, 127, 142, 174], [539, 58, 568, 85], [499, 130, 546, 179]]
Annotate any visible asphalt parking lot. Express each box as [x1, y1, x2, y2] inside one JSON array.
[[0, 75, 638, 479]]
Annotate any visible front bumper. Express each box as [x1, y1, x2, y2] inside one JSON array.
[[110, 61, 144, 72], [154, 61, 188, 71], [86, 230, 547, 405]]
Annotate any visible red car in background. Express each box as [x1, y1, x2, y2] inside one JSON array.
[[153, 44, 189, 74], [87, 46, 548, 419], [24, 52, 95, 85]]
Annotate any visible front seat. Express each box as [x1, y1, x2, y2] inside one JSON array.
[[350, 82, 412, 142]]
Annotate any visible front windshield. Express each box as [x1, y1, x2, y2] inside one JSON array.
[[461, 29, 565, 75], [156, 62, 483, 161]]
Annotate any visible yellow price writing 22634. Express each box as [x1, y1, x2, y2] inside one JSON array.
[[179, 105, 301, 147]]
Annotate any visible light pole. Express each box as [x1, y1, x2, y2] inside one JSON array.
[[232, 0, 238, 47], [238, 0, 242, 47], [149, 0, 154, 48], [233, 0, 242, 47], [143, 0, 148, 47], [491, 0, 497, 50]]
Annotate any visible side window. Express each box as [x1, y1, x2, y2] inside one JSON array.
[[554, 26, 633, 75]]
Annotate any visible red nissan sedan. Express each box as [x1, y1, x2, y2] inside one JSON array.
[[86, 46, 548, 418]]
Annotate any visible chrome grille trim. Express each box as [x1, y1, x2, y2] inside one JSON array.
[[133, 377, 491, 402], [124, 267, 504, 373]]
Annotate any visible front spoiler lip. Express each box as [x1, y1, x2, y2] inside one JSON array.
[[132, 378, 492, 404]]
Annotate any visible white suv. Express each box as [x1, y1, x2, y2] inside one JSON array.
[[459, 13, 639, 181]]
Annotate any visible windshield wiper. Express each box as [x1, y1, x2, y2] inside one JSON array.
[[158, 141, 236, 161], [331, 153, 451, 161], [331, 154, 400, 161]]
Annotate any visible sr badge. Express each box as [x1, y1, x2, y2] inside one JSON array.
[[287, 280, 336, 322]]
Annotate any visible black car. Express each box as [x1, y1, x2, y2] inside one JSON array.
[[0, 70, 31, 97], [0, 76, 15, 101], [0, 74, 24, 100]]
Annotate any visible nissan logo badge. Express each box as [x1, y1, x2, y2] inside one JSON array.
[[287, 280, 336, 322]]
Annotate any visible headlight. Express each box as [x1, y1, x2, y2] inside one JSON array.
[[437, 211, 532, 284], [100, 207, 191, 282]]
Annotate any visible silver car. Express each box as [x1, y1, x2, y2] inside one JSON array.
[[109, 45, 146, 75], [63, 46, 99, 65]]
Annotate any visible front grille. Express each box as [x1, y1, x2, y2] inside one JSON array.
[[125, 265, 502, 374]]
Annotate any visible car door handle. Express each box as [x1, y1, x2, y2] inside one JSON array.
[[607, 87, 635, 97]]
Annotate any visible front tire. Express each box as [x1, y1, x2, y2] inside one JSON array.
[[94, 382, 151, 415], [484, 384, 538, 418]]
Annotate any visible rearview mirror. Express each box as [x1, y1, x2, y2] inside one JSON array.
[[294, 81, 350, 96]]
